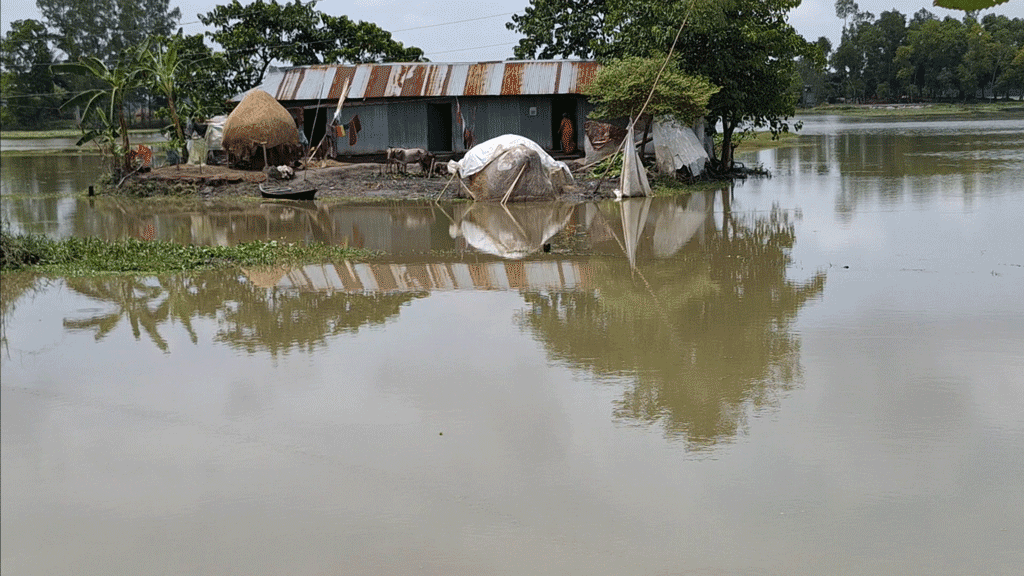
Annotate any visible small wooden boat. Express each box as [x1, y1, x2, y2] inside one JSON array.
[[259, 182, 317, 200]]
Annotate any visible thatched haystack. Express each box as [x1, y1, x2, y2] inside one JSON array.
[[222, 89, 302, 170]]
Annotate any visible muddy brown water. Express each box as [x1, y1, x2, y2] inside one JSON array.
[[2, 116, 1023, 575]]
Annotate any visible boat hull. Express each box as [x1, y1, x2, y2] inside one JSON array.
[[259, 184, 317, 200]]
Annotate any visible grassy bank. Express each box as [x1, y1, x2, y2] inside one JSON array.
[[1, 230, 371, 276], [1, 128, 162, 139], [734, 130, 801, 151], [801, 101, 1024, 117]]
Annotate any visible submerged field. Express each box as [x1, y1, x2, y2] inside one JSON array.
[[2, 114, 1023, 576]]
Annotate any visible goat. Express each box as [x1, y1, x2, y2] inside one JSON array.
[[385, 147, 433, 175]]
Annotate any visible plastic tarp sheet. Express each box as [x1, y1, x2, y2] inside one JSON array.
[[187, 137, 208, 166], [448, 135, 574, 202], [205, 115, 228, 151], [616, 122, 651, 198], [653, 115, 710, 177]]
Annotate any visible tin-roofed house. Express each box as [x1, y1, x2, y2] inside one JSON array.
[[231, 60, 599, 159]]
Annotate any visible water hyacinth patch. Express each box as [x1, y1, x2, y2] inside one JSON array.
[[1, 231, 371, 275]]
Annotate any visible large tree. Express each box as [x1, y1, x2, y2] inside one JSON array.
[[199, 0, 425, 94], [507, 0, 613, 59], [507, 0, 817, 171], [0, 19, 61, 127], [895, 14, 971, 99], [37, 0, 180, 63]]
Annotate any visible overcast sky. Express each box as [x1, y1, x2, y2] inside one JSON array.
[[2, 0, 1023, 62]]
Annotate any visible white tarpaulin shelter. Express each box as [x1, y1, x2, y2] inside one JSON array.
[[653, 115, 710, 178], [448, 135, 574, 202]]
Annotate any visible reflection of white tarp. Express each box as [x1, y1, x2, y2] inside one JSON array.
[[652, 191, 709, 257], [589, 191, 715, 263], [620, 197, 651, 268], [616, 122, 651, 198], [448, 135, 574, 202], [449, 202, 574, 259], [653, 115, 710, 177]]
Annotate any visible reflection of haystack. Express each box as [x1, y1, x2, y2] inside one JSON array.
[[243, 266, 288, 288], [222, 89, 301, 170]]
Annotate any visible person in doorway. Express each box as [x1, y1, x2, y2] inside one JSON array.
[[560, 112, 576, 153]]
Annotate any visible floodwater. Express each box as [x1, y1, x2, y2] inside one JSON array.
[[2, 116, 1023, 575]]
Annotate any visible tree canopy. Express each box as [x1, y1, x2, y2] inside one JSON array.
[[933, 0, 1010, 10], [38, 0, 180, 63], [1, 19, 60, 127], [508, 0, 817, 170], [199, 0, 425, 93], [814, 3, 1024, 103], [584, 55, 719, 124], [2, 0, 422, 133]]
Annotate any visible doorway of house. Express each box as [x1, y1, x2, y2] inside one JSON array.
[[551, 97, 578, 152], [303, 107, 329, 149], [428, 103, 453, 152]]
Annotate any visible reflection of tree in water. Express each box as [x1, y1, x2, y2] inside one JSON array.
[[64, 276, 176, 352], [215, 278, 425, 356], [1, 272, 44, 355], [63, 269, 424, 356], [521, 202, 825, 449]]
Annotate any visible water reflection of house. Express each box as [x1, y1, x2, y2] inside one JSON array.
[[246, 261, 595, 293], [233, 60, 598, 157]]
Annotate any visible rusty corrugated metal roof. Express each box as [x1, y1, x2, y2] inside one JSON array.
[[234, 60, 600, 102]]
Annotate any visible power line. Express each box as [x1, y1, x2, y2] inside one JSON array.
[[423, 42, 518, 56], [392, 12, 514, 33]]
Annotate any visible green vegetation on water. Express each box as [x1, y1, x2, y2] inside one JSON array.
[[1, 230, 371, 276]]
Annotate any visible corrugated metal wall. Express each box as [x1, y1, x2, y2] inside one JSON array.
[[330, 96, 592, 155], [387, 103, 428, 150]]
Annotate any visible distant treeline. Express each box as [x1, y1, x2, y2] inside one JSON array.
[[799, 7, 1024, 105]]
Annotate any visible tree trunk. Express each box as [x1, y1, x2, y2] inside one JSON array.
[[720, 119, 736, 173], [640, 115, 652, 161], [722, 186, 733, 242], [119, 105, 131, 175]]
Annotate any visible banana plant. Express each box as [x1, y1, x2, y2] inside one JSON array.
[[139, 36, 188, 163], [53, 50, 147, 176]]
